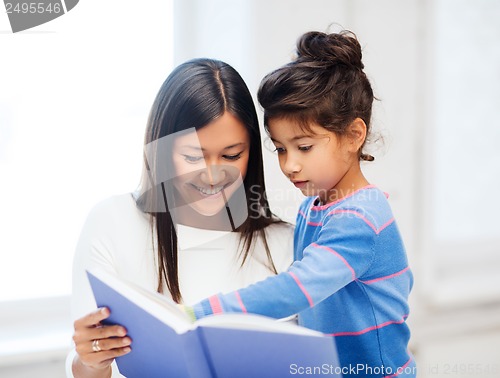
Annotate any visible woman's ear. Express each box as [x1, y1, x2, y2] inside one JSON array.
[[346, 118, 367, 153]]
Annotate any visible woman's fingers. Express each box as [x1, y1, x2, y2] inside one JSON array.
[[74, 323, 128, 345], [74, 307, 109, 328], [77, 347, 132, 371], [86, 335, 132, 354], [72, 307, 132, 370], [73, 307, 127, 342]]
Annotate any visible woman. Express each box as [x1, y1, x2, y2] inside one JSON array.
[[67, 58, 293, 378]]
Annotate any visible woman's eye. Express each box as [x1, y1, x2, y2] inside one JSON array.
[[274, 147, 286, 154], [223, 152, 242, 161], [298, 145, 312, 151], [182, 155, 204, 163]]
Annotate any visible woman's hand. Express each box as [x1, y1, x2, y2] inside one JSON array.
[[72, 307, 131, 377]]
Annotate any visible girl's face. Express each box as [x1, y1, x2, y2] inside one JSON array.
[[268, 117, 367, 205], [171, 112, 250, 216]]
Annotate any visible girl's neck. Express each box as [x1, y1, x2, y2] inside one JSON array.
[[320, 165, 369, 205]]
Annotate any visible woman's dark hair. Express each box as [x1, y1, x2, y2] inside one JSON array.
[[136, 58, 282, 302], [258, 30, 375, 161]]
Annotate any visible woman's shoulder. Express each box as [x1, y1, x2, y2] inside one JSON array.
[[74, 193, 152, 269], [87, 192, 144, 217], [82, 192, 149, 232]]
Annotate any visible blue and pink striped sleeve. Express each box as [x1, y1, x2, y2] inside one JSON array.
[[191, 212, 377, 319]]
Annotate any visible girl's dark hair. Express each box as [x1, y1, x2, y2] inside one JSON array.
[[258, 30, 375, 161], [136, 58, 282, 302]]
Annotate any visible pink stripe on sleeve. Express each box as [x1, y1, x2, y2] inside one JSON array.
[[377, 217, 395, 233], [330, 315, 409, 337], [326, 210, 394, 234], [235, 291, 247, 313], [288, 271, 314, 307], [311, 243, 356, 281], [327, 210, 378, 233], [359, 267, 410, 285], [208, 295, 224, 314]]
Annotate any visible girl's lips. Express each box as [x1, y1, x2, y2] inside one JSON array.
[[293, 181, 308, 189]]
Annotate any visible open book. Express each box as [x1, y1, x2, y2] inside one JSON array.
[[87, 268, 341, 378]]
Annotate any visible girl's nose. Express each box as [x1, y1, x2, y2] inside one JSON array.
[[282, 155, 302, 176]]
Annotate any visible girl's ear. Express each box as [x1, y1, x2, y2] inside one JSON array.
[[346, 118, 367, 153]]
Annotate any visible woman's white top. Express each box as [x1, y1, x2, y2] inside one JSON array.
[[66, 193, 294, 377]]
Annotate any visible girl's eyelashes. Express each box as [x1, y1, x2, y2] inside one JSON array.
[[273, 145, 312, 154]]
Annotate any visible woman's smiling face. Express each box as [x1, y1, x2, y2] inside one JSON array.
[[171, 112, 250, 216]]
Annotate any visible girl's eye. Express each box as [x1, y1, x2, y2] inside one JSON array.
[[182, 155, 204, 163], [274, 147, 286, 154], [298, 145, 312, 152], [223, 152, 242, 161]]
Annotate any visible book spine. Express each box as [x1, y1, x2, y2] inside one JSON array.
[[180, 329, 214, 378]]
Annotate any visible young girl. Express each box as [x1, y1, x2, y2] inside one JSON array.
[[186, 31, 416, 377], [68, 58, 293, 378]]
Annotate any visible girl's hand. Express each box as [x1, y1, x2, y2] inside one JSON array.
[[72, 307, 131, 376]]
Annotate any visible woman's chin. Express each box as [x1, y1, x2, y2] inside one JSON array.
[[186, 198, 227, 217]]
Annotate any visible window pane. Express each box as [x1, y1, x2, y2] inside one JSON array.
[[432, 0, 500, 244], [0, 0, 173, 301], [422, 0, 500, 306]]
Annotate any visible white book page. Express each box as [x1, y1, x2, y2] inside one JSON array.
[[195, 313, 323, 337], [89, 268, 322, 337]]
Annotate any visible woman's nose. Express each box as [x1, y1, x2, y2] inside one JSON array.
[[200, 164, 226, 186]]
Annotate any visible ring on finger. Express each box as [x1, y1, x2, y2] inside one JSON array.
[[92, 339, 102, 353]]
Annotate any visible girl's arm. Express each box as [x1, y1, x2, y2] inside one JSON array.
[[189, 212, 376, 319]]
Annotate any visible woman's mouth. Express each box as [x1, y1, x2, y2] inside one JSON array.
[[189, 183, 226, 197]]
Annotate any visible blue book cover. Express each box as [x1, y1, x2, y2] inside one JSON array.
[[87, 268, 342, 378]]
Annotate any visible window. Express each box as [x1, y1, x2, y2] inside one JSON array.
[[421, 0, 500, 307], [0, 0, 174, 301]]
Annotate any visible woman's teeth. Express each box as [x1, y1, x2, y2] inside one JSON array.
[[194, 185, 224, 195]]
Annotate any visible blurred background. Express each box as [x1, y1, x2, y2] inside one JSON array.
[[1, 0, 499, 377]]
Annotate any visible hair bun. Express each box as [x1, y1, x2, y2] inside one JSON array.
[[296, 31, 364, 70]]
